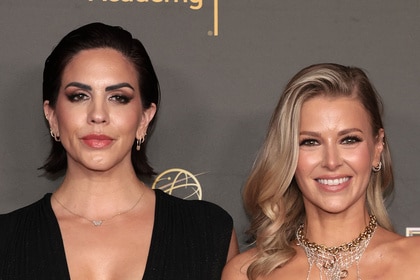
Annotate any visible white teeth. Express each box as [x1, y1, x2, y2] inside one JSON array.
[[317, 177, 349, 186]]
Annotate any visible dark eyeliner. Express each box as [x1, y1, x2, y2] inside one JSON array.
[[342, 135, 362, 144], [111, 94, 133, 104], [66, 93, 87, 102], [299, 138, 318, 146]]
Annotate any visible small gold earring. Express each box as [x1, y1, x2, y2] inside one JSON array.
[[50, 129, 60, 142], [136, 139, 141, 151], [372, 162, 382, 172]]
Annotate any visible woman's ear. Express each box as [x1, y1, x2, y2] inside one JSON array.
[[44, 100, 59, 134], [373, 128, 385, 166], [136, 103, 157, 139]]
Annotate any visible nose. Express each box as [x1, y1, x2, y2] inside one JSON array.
[[322, 142, 343, 170], [88, 99, 109, 124]]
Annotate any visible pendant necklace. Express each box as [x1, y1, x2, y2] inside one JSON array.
[[296, 215, 377, 280], [52, 190, 145, 226]]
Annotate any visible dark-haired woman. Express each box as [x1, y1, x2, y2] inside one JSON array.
[[0, 22, 238, 280]]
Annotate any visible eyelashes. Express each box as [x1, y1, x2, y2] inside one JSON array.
[[65, 93, 133, 104], [299, 138, 319, 146], [109, 95, 133, 104], [299, 135, 363, 146], [66, 93, 88, 102], [340, 135, 362, 144]]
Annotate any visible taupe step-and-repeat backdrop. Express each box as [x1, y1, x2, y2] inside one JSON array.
[[1, 1, 419, 248]]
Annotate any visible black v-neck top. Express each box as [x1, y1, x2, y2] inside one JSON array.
[[0, 190, 233, 280]]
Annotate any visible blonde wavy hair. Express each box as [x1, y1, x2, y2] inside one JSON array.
[[243, 63, 394, 279]]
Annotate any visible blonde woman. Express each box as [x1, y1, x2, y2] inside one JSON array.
[[222, 63, 420, 279]]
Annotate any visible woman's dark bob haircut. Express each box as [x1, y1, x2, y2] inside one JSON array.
[[41, 22, 160, 178]]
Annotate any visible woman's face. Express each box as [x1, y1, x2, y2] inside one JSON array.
[[44, 48, 156, 173], [294, 95, 383, 215]]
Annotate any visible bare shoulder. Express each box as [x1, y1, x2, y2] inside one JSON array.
[[222, 247, 257, 280], [375, 228, 420, 257], [392, 234, 420, 258], [364, 227, 420, 278], [391, 234, 420, 278]]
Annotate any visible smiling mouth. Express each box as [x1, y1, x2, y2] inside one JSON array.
[[316, 177, 350, 186]]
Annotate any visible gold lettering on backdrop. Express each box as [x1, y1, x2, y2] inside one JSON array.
[[88, 0, 217, 35], [213, 0, 218, 35], [88, 0, 202, 11], [190, 0, 202, 10]]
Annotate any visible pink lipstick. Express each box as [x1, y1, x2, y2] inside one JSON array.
[[82, 134, 113, 148]]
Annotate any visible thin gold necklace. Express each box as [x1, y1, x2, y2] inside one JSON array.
[[52, 190, 145, 226]]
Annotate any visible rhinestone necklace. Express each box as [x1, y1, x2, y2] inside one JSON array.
[[296, 215, 377, 280], [53, 190, 145, 226]]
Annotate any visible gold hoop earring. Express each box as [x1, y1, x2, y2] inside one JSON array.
[[50, 129, 60, 142], [372, 161, 382, 172], [136, 135, 146, 151], [136, 139, 141, 151]]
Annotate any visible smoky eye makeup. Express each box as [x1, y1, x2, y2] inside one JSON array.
[[65, 92, 89, 102], [109, 94, 134, 104]]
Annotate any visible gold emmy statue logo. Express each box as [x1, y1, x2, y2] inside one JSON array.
[[152, 168, 204, 200]]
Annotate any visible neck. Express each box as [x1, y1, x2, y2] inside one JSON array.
[[53, 168, 147, 220], [298, 215, 377, 250], [303, 209, 371, 247]]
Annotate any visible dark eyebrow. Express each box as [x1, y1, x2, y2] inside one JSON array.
[[105, 83, 134, 91], [64, 82, 92, 91], [64, 82, 134, 92]]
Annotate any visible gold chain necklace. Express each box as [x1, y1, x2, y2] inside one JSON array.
[[296, 215, 377, 280], [52, 190, 145, 226]]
